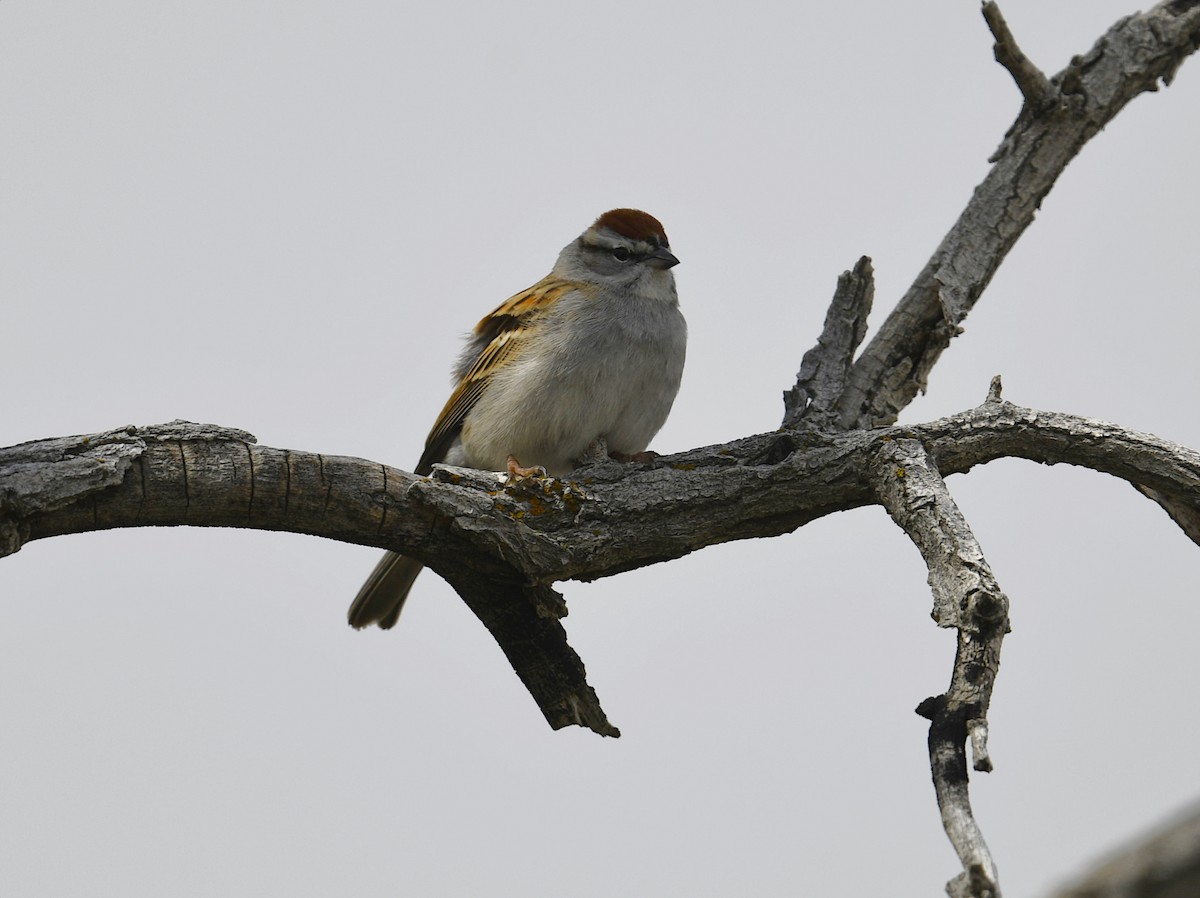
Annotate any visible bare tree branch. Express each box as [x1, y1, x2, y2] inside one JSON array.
[[871, 438, 1009, 898], [832, 0, 1200, 430], [782, 256, 874, 430], [0, 421, 615, 734], [4, 397, 1195, 738], [870, 440, 1010, 632], [9, 404, 1198, 595]]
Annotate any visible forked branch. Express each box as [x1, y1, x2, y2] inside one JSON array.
[[828, 0, 1200, 431], [982, 1, 1054, 110]]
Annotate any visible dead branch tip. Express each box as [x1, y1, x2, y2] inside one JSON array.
[[982, 1, 1056, 110]]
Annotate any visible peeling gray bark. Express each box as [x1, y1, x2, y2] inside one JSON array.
[[783, 256, 874, 431], [870, 439, 1008, 898]]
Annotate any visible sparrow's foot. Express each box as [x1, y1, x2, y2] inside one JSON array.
[[506, 454, 548, 484]]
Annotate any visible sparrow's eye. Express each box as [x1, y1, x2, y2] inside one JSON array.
[[611, 246, 631, 262]]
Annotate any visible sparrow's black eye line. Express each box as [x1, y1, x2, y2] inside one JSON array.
[[611, 246, 631, 262]]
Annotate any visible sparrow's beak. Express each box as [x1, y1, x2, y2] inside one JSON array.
[[648, 246, 680, 270]]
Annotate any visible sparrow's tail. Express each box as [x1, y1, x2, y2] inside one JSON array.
[[347, 551, 423, 630]]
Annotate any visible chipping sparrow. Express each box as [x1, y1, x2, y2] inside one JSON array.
[[348, 208, 687, 629]]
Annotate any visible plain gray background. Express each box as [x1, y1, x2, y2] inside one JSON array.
[[3, 2, 1198, 896]]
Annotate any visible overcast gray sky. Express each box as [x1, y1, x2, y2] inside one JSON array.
[[3, 2, 1199, 896]]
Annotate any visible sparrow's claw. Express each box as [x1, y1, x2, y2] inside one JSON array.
[[506, 454, 548, 483]]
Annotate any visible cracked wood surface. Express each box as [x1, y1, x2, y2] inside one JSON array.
[[5, 398, 1198, 745]]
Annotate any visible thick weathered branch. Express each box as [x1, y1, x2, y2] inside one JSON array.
[[832, 0, 1200, 430], [10, 405, 1198, 594], [0, 421, 615, 735], [4, 398, 1197, 735], [871, 439, 1009, 898]]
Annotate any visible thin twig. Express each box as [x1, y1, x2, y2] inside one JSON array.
[[982, 2, 1056, 109], [969, 718, 994, 773]]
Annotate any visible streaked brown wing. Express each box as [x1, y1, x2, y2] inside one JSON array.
[[415, 276, 577, 474]]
